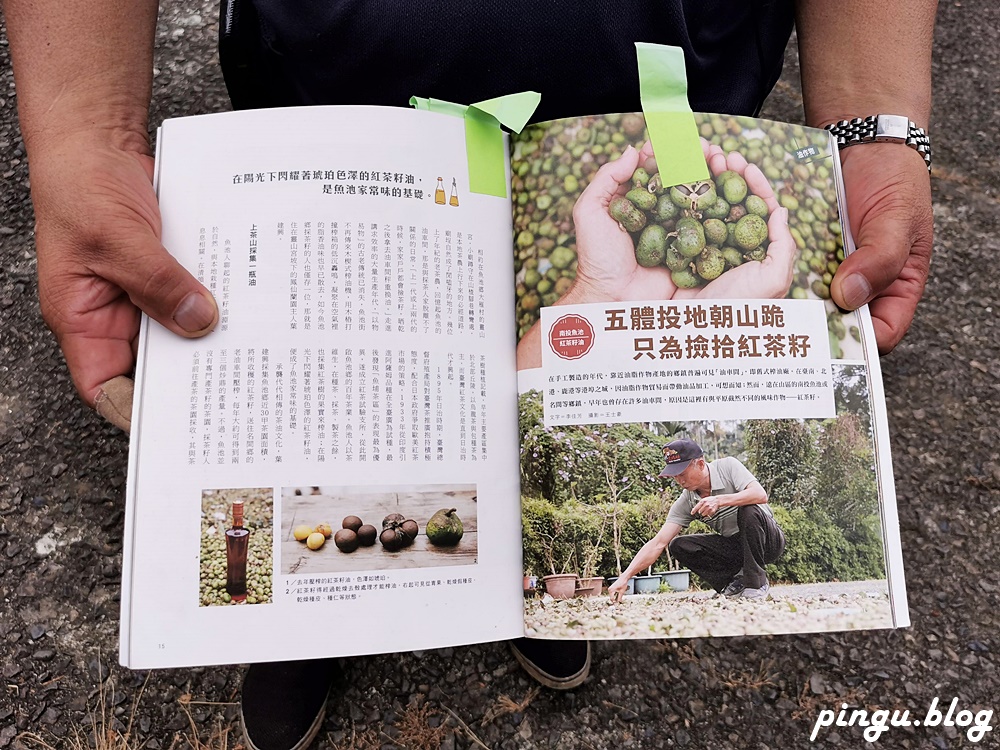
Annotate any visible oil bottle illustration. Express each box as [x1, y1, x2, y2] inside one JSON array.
[[225, 499, 249, 603], [434, 177, 446, 204], [449, 178, 460, 207]]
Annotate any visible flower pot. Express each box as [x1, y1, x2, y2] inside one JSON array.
[[606, 576, 635, 596], [633, 574, 662, 594], [659, 569, 691, 592], [542, 574, 578, 600], [575, 576, 604, 597], [523, 575, 538, 597]]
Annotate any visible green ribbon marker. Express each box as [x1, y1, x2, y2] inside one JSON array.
[[635, 42, 709, 187], [409, 91, 541, 198]]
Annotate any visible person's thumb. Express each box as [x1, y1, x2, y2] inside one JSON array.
[[95, 375, 134, 433], [103, 237, 219, 337], [831, 199, 913, 312], [578, 145, 641, 208]]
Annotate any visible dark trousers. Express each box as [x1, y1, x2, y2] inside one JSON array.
[[667, 505, 785, 590]]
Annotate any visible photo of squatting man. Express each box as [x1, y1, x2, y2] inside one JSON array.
[[608, 438, 785, 602]]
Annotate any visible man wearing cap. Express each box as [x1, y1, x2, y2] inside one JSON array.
[[608, 438, 784, 602]]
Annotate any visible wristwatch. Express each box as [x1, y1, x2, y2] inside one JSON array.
[[824, 115, 931, 172]]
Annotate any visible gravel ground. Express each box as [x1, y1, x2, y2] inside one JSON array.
[[2, 2, 1000, 749], [525, 582, 893, 640]]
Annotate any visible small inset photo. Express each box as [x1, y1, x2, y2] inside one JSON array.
[[280, 484, 478, 574], [199, 487, 274, 606]]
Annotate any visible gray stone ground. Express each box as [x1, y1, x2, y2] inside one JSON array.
[[2, 2, 1000, 748], [525, 582, 894, 640]]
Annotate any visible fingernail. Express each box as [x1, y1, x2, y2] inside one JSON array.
[[173, 292, 217, 333], [840, 273, 872, 309], [625, 145, 635, 155], [781, 207, 789, 225]]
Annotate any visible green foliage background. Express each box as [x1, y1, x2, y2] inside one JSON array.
[[520, 366, 886, 584]]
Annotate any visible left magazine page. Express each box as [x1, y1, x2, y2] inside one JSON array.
[[121, 106, 524, 668]]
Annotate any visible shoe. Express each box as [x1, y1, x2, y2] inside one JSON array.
[[720, 575, 745, 598], [240, 658, 338, 750], [740, 581, 771, 600], [510, 638, 590, 690]]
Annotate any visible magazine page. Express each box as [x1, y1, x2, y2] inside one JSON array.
[[510, 112, 906, 640], [122, 106, 524, 668]]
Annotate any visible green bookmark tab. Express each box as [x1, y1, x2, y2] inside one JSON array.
[[635, 42, 709, 187], [409, 91, 541, 198]]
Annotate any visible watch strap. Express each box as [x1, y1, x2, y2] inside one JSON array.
[[825, 115, 931, 172]]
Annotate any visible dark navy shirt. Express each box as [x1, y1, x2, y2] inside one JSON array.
[[239, 0, 794, 121]]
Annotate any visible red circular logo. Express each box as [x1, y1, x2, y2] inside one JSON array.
[[548, 314, 595, 360]]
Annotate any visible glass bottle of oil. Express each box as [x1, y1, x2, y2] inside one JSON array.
[[449, 178, 459, 207], [225, 499, 250, 603], [434, 177, 446, 204]]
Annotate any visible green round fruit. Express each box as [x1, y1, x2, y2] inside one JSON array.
[[720, 173, 748, 204], [625, 186, 657, 212], [734, 214, 769, 251], [635, 225, 669, 267], [609, 195, 647, 233], [703, 219, 728, 246], [426, 508, 464, 547], [671, 269, 701, 289], [745, 194, 769, 219], [696, 246, 726, 281]]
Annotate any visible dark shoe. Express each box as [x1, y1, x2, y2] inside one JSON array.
[[240, 658, 338, 750], [740, 580, 771, 600], [510, 638, 590, 690], [720, 574, 746, 598]]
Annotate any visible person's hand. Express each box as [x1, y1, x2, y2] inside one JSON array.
[[677, 142, 796, 300], [691, 497, 721, 519], [608, 577, 630, 604], [31, 129, 218, 430], [568, 142, 680, 303], [831, 145, 932, 354]]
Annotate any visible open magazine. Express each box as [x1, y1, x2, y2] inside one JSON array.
[[122, 105, 906, 668]]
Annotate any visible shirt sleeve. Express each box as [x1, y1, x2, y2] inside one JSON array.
[[665, 495, 694, 529], [722, 457, 758, 492]]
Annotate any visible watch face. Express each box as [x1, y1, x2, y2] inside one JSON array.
[[875, 115, 909, 143]]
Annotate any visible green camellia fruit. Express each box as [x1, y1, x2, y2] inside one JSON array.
[[625, 186, 657, 212], [653, 194, 681, 222], [636, 225, 669, 267], [426, 508, 464, 547], [721, 173, 748, 204], [664, 244, 689, 272], [674, 218, 706, 258], [609, 195, 647, 232], [630, 167, 650, 188], [671, 269, 701, 289], [745, 194, 769, 219], [696, 246, 726, 281], [703, 218, 728, 246], [734, 214, 769, 250], [721, 247, 745, 267], [702, 197, 731, 220]]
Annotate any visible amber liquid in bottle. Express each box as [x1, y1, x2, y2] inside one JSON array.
[[434, 177, 446, 204], [226, 500, 250, 603]]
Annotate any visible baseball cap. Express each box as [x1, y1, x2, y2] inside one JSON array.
[[658, 439, 704, 477]]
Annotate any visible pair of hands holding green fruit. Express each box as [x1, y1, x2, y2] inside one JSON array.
[[515, 139, 795, 369]]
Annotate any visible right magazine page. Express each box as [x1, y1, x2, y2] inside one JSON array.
[[511, 112, 907, 640]]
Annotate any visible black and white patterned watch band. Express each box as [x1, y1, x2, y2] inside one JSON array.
[[825, 115, 932, 172]]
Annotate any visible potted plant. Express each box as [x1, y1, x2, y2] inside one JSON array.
[[633, 565, 662, 594], [654, 548, 690, 591], [523, 569, 538, 597], [575, 512, 608, 597], [539, 520, 579, 599], [659, 568, 691, 591]]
